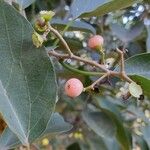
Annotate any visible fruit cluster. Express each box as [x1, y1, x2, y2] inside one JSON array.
[[32, 11, 143, 100], [65, 35, 104, 98]]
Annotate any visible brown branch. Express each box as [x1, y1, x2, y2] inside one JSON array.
[[116, 48, 133, 83], [48, 50, 133, 83], [48, 25, 73, 57], [48, 50, 109, 72], [84, 73, 108, 91], [42, 27, 50, 41], [116, 48, 125, 73]]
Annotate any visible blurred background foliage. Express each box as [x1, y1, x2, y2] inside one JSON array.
[[3, 0, 150, 149]]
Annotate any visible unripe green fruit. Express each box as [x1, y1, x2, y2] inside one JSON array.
[[32, 32, 44, 48], [88, 35, 104, 49], [65, 78, 83, 98]]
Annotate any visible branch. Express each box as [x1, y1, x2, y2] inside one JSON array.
[[84, 73, 108, 91], [48, 50, 109, 72], [48, 25, 73, 57], [116, 48, 133, 83], [116, 48, 125, 73]]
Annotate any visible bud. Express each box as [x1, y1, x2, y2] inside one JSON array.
[[32, 32, 44, 48], [105, 57, 115, 69], [34, 17, 47, 32], [42, 138, 49, 146], [40, 10, 55, 22]]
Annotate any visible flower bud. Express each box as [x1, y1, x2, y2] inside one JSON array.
[[32, 32, 44, 48], [40, 10, 55, 22], [34, 17, 47, 32]]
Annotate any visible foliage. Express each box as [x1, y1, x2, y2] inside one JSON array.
[[0, 0, 150, 150]]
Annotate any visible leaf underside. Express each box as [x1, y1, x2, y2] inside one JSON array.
[[0, 1, 57, 145]]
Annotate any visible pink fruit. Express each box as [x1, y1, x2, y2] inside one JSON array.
[[65, 78, 83, 98], [88, 35, 104, 49]]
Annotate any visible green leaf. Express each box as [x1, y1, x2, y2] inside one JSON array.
[[87, 137, 108, 150], [51, 19, 96, 34], [88, 136, 120, 150], [0, 1, 57, 145], [67, 143, 81, 150], [111, 23, 144, 43], [127, 106, 150, 124], [40, 113, 73, 137], [70, 0, 139, 19], [0, 113, 72, 149], [82, 108, 116, 139], [80, 137, 120, 150], [144, 0, 150, 4], [0, 128, 20, 150], [123, 53, 150, 79], [16, 0, 36, 9], [123, 53, 150, 97], [133, 134, 149, 150], [142, 126, 150, 149], [94, 96, 131, 150]]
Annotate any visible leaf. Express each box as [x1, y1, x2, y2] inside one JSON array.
[[70, 0, 139, 19], [90, 136, 120, 150], [80, 135, 120, 150], [79, 142, 91, 150], [123, 53, 150, 97], [0, 113, 72, 150], [51, 19, 96, 34], [123, 53, 150, 79], [127, 106, 150, 124], [129, 82, 143, 98], [82, 108, 116, 139], [0, 1, 57, 145], [40, 113, 73, 137], [16, 0, 36, 9], [144, 0, 150, 3], [133, 134, 149, 150], [0, 128, 20, 150], [63, 37, 83, 51], [94, 96, 131, 150], [87, 137, 108, 150], [142, 126, 150, 149], [67, 143, 81, 150], [110, 23, 144, 43]]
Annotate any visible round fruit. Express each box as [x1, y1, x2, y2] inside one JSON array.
[[88, 35, 104, 49], [65, 78, 83, 98]]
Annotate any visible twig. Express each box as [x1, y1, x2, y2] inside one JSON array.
[[48, 25, 73, 57], [84, 73, 108, 91], [26, 144, 30, 150], [48, 50, 109, 72], [100, 51, 105, 64], [53, 20, 74, 46], [48, 49, 133, 88], [116, 48, 125, 73], [116, 48, 133, 83], [98, 45, 105, 64], [42, 27, 50, 41]]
